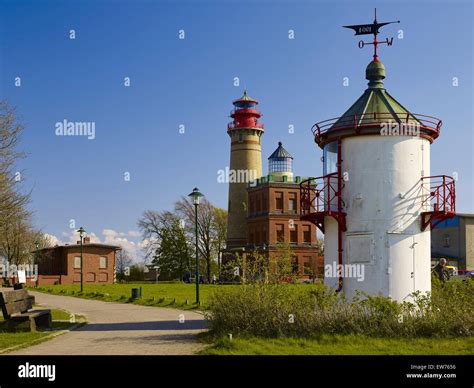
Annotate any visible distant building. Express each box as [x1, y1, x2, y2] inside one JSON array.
[[431, 214, 474, 270], [30, 237, 121, 285]]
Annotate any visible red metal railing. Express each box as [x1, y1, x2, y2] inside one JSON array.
[[311, 112, 442, 140], [300, 173, 340, 217], [420, 175, 456, 230], [227, 121, 265, 131], [421, 175, 456, 213]]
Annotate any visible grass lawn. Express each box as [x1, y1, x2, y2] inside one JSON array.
[[199, 334, 474, 355], [0, 308, 82, 352], [32, 282, 324, 310], [31, 282, 239, 310]]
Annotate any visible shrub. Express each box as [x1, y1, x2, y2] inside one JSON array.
[[206, 279, 474, 338]]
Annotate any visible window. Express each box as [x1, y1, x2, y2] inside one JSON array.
[[262, 228, 267, 245], [289, 192, 297, 213], [290, 225, 298, 244], [276, 224, 284, 242], [238, 134, 243, 143], [256, 196, 261, 213], [249, 198, 255, 215], [269, 157, 293, 173], [275, 192, 283, 211], [303, 258, 312, 275], [100, 256, 107, 269], [249, 232, 254, 245], [303, 225, 311, 244], [74, 256, 81, 269], [263, 194, 268, 211], [443, 235, 451, 248], [255, 231, 260, 245], [292, 258, 299, 274], [323, 141, 338, 175]]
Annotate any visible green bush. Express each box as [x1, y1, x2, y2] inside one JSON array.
[[206, 279, 474, 338]]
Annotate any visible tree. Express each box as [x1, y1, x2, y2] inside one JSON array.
[[115, 249, 133, 282], [175, 198, 227, 282], [212, 207, 227, 278], [151, 219, 190, 280], [0, 101, 34, 266], [127, 264, 145, 281], [137, 210, 178, 262], [270, 242, 299, 281], [175, 197, 214, 281]]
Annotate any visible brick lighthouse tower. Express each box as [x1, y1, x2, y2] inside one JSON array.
[[226, 91, 264, 250]]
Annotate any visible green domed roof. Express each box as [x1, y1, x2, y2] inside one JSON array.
[[330, 60, 421, 130]]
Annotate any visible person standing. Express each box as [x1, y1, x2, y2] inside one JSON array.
[[433, 258, 450, 282]]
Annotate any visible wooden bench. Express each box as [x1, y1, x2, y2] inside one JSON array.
[[0, 289, 51, 331]]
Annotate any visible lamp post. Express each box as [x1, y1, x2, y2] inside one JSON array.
[[188, 187, 203, 304], [77, 227, 86, 292]]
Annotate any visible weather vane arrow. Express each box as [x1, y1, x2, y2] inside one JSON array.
[[343, 8, 400, 61]]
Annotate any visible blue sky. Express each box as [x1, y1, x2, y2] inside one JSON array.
[[0, 0, 472, 259]]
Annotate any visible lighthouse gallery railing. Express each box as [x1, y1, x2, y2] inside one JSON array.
[[420, 175, 456, 230], [311, 112, 442, 139]]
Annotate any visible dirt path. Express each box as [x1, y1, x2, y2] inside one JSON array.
[[7, 291, 208, 355]]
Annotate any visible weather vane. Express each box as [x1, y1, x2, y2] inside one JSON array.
[[343, 8, 400, 62]]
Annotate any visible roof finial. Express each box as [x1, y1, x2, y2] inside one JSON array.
[[278, 141, 282, 146], [343, 8, 400, 62]]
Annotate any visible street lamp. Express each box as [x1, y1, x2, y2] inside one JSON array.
[[77, 227, 86, 292], [188, 187, 203, 304]]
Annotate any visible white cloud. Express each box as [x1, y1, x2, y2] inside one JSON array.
[[128, 230, 141, 238], [43, 233, 62, 246], [46, 228, 144, 262]]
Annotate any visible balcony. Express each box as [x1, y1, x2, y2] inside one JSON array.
[[300, 173, 346, 233], [311, 112, 442, 146], [420, 175, 456, 231], [227, 121, 265, 131]]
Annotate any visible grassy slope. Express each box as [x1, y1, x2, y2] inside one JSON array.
[[200, 335, 474, 355]]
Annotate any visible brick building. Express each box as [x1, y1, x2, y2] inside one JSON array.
[[246, 142, 322, 276], [30, 237, 120, 285]]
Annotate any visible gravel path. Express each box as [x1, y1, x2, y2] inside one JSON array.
[[7, 291, 208, 355]]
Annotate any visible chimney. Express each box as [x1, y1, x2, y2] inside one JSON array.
[[77, 237, 91, 244]]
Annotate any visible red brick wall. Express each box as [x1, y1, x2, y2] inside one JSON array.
[[61, 246, 116, 285], [247, 182, 321, 278], [34, 245, 117, 285]]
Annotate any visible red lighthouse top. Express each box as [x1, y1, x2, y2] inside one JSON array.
[[228, 91, 264, 132]]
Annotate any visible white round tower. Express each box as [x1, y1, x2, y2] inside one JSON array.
[[301, 59, 455, 302]]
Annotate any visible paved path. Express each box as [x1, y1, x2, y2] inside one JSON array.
[[8, 292, 208, 355]]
